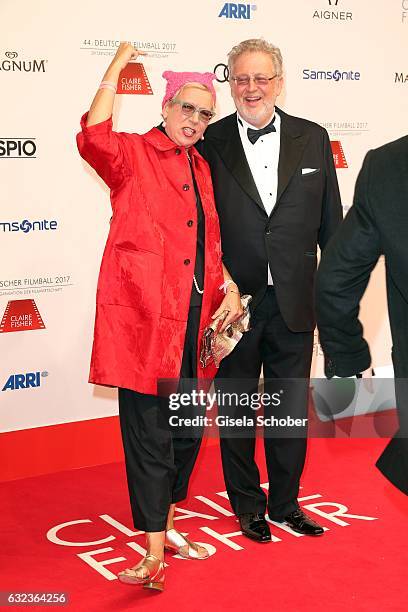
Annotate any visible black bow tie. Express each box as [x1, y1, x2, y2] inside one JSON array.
[[247, 117, 276, 144]]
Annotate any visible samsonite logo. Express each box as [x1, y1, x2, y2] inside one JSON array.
[[2, 371, 48, 391], [218, 3, 257, 19], [0, 219, 58, 232], [303, 68, 360, 81]]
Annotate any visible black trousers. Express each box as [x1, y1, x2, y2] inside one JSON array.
[[216, 287, 314, 520], [118, 305, 203, 532]]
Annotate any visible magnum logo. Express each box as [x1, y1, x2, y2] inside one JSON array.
[[330, 140, 348, 169], [117, 63, 153, 95], [0, 51, 46, 72], [0, 299, 46, 333]]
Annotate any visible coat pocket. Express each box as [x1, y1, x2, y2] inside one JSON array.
[[114, 245, 163, 314]]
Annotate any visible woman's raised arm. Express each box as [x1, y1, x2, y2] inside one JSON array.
[[86, 42, 145, 127]]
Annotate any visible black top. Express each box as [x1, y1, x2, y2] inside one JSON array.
[[156, 124, 205, 306]]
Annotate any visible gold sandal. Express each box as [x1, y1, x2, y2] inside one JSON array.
[[118, 554, 165, 591], [165, 528, 210, 560]]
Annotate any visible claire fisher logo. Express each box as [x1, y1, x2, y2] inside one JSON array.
[[330, 141, 348, 169], [117, 63, 153, 95], [0, 51, 47, 72], [0, 299, 45, 333], [0, 219, 58, 232], [0, 138, 36, 158], [218, 3, 257, 19], [303, 68, 360, 81], [313, 0, 353, 21]]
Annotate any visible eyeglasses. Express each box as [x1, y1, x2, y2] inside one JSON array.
[[230, 74, 279, 87], [172, 99, 216, 123]]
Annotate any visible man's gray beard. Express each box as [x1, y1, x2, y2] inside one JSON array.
[[236, 100, 274, 127]]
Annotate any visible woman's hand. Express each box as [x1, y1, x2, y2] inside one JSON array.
[[86, 42, 146, 127], [211, 287, 244, 333], [110, 42, 144, 72]]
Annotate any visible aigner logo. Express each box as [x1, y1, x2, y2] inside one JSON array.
[[0, 51, 46, 72], [0, 219, 58, 232], [0, 138, 36, 158], [313, 0, 352, 21], [2, 371, 48, 391], [303, 68, 360, 81], [218, 3, 257, 19]]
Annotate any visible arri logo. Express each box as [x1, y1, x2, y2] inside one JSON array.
[[303, 69, 360, 81], [331, 141, 348, 169], [0, 51, 46, 72], [0, 138, 36, 158], [2, 371, 48, 391], [0, 299, 46, 333], [218, 3, 257, 19], [0, 219, 58, 232]]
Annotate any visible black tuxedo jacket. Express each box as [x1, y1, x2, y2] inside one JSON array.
[[200, 107, 342, 332], [316, 136, 408, 493]]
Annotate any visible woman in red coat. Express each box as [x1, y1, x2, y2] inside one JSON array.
[[77, 43, 242, 591]]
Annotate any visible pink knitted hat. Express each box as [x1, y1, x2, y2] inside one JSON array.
[[162, 70, 217, 108]]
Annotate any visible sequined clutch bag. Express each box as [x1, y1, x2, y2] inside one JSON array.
[[200, 295, 252, 368]]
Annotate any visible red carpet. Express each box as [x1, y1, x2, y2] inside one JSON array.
[[1, 438, 407, 611]]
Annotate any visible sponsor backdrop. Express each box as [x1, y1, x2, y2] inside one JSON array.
[[1, 1, 407, 444]]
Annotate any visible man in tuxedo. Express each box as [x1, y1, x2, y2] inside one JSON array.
[[316, 137, 408, 495], [201, 39, 343, 541]]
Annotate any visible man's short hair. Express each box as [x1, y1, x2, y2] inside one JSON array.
[[228, 38, 283, 77]]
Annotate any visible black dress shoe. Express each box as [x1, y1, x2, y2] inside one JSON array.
[[281, 509, 324, 536], [238, 513, 271, 542]]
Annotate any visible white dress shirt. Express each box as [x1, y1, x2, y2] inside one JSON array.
[[237, 110, 281, 285]]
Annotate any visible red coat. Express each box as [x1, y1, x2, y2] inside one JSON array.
[[77, 113, 224, 395]]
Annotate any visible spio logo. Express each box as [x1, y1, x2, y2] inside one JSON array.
[[218, 3, 256, 19], [303, 69, 360, 81], [0, 51, 46, 72], [0, 219, 58, 232], [0, 138, 36, 158], [2, 371, 48, 391]]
